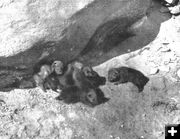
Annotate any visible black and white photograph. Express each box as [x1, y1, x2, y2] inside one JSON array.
[[0, 0, 180, 138]]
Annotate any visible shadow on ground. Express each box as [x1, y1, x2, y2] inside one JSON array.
[[76, 0, 171, 66]]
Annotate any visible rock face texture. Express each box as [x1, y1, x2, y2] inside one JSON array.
[[1, 0, 180, 139], [0, 0, 94, 66], [0, 0, 93, 57], [0, 0, 151, 66]]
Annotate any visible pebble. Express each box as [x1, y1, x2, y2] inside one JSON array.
[[150, 67, 159, 75], [160, 47, 171, 52], [169, 4, 180, 15], [177, 69, 180, 78]]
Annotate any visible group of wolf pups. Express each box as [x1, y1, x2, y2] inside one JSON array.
[[32, 57, 149, 107], [33, 59, 107, 107]]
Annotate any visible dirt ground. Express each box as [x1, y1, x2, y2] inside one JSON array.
[[0, 1, 180, 139]]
